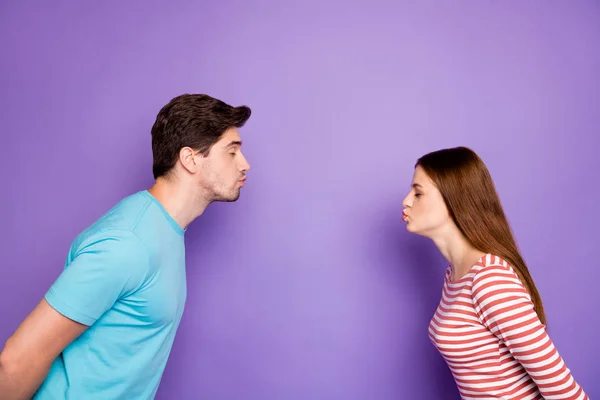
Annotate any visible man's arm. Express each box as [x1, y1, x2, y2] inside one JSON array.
[[0, 298, 88, 400], [0, 230, 150, 400]]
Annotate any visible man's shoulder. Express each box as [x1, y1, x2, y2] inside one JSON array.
[[71, 191, 153, 251], [94, 191, 153, 230]]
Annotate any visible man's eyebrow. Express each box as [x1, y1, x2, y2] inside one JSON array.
[[225, 140, 242, 148]]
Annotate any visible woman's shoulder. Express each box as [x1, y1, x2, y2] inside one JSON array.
[[472, 253, 522, 285]]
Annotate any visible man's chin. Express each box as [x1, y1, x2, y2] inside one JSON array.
[[214, 189, 241, 203]]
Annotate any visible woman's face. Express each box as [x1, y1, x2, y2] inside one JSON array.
[[402, 165, 452, 237]]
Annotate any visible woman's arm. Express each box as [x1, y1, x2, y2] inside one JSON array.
[[471, 263, 588, 400]]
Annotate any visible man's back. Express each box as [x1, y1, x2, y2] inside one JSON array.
[[33, 190, 187, 399]]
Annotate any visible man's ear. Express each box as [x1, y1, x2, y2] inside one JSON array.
[[179, 147, 200, 174]]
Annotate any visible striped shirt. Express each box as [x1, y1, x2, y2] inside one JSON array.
[[429, 253, 588, 399]]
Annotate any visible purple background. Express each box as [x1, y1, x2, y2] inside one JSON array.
[[1, 1, 599, 399]]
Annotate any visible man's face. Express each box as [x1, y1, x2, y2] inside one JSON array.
[[198, 127, 250, 202]]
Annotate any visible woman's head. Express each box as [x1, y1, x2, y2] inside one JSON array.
[[402, 146, 502, 238], [403, 146, 546, 325], [401, 164, 452, 237]]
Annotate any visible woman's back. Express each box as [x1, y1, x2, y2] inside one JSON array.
[[429, 253, 586, 400]]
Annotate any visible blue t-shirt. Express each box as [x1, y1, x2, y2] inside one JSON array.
[[33, 190, 187, 400]]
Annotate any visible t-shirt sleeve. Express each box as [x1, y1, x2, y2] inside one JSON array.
[[44, 230, 150, 326], [471, 263, 588, 400]]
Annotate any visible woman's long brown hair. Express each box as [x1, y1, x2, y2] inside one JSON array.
[[416, 146, 546, 325]]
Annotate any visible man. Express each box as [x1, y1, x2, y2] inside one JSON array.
[[0, 93, 252, 399]]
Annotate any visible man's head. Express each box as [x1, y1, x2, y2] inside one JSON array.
[[151, 94, 251, 202]]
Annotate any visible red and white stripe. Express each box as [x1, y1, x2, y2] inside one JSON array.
[[429, 254, 588, 400]]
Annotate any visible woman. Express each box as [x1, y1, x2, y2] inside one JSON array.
[[402, 146, 588, 400]]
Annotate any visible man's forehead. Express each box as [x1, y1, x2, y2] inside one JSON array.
[[219, 128, 241, 144]]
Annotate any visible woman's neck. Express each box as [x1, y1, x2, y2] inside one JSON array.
[[431, 226, 486, 282]]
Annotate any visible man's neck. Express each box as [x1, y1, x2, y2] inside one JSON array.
[[147, 177, 210, 230]]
